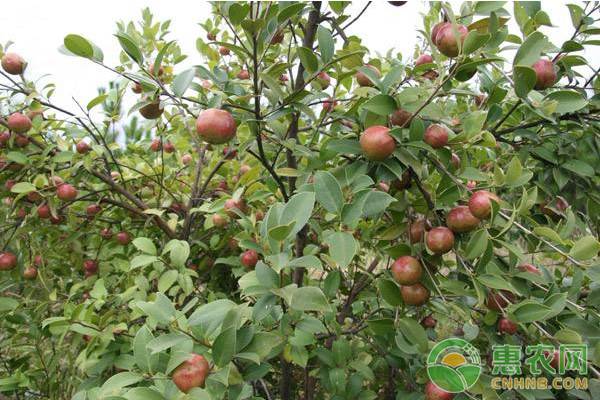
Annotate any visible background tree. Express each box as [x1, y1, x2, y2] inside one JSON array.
[[0, 1, 599, 400]]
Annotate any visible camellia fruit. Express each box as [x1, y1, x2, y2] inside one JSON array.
[[237, 69, 250, 80], [446, 205, 480, 233], [7, 113, 32, 134], [270, 30, 284, 45], [424, 380, 454, 400], [426, 227, 455, 254], [172, 353, 210, 393], [450, 152, 461, 169], [37, 204, 51, 219], [83, 260, 98, 275], [323, 98, 338, 112], [76, 141, 91, 154], [468, 190, 500, 219], [240, 249, 259, 269], [23, 266, 38, 280], [150, 138, 162, 152], [390, 109, 412, 127], [218, 46, 230, 56], [431, 22, 448, 46], [391, 256, 423, 285], [212, 214, 228, 228], [224, 198, 247, 218], [401, 283, 430, 306], [196, 108, 237, 144], [1, 52, 26, 75], [100, 228, 112, 239], [434, 23, 468, 57], [0, 252, 17, 270], [532, 58, 557, 90], [486, 290, 515, 311], [15, 134, 29, 148], [86, 204, 101, 217], [497, 317, 518, 335], [518, 263, 541, 275], [56, 183, 78, 201], [423, 124, 448, 149], [182, 154, 192, 165], [116, 231, 132, 245], [415, 54, 433, 66], [139, 101, 164, 120], [421, 315, 437, 329], [409, 218, 426, 243], [315, 71, 331, 89], [359, 125, 395, 161], [355, 64, 380, 87]]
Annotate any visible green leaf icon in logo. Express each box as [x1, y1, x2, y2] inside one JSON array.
[[427, 338, 482, 393]]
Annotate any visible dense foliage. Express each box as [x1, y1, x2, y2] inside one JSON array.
[[1, 1, 600, 399]]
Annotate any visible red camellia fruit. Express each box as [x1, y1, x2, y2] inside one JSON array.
[[1, 52, 26, 75], [237, 69, 250, 80], [378, 181, 390, 192], [86, 204, 102, 217], [83, 259, 98, 277], [76, 141, 91, 154], [116, 231, 132, 245], [401, 283, 430, 306], [212, 214, 228, 228], [50, 214, 63, 225], [409, 219, 426, 243], [131, 82, 143, 94], [23, 266, 38, 280], [390, 109, 412, 127], [270, 30, 285, 45], [196, 108, 237, 144], [34, 255, 43, 267], [172, 353, 210, 393], [56, 183, 78, 201], [218, 46, 230, 56], [468, 190, 501, 219], [224, 198, 247, 218], [431, 22, 448, 46], [100, 228, 112, 239], [450, 153, 461, 169], [14, 134, 30, 148], [497, 317, 518, 335], [182, 154, 193, 165], [150, 138, 162, 152], [426, 227, 455, 254], [421, 315, 437, 329], [207, 32, 216, 41], [360, 126, 395, 161], [163, 141, 175, 153], [518, 263, 541, 274], [486, 290, 515, 311], [355, 64, 380, 87], [424, 124, 449, 149], [139, 101, 164, 120], [391, 256, 423, 285], [388, 1, 407, 5], [415, 54, 434, 66], [532, 58, 557, 90], [424, 380, 454, 400], [7, 113, 32, 134], [446, 205, 480, 233], [323, 98, 338, 112], [37, 203, 51, 219], [434, 23, 468, 57], [240, 250, 259, 269], [0, 131, 11, 146], [316, 71, 331, 89], [0, 252, 17, 270]]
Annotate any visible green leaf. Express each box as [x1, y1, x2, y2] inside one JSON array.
[[130, 255, 158, 270], [325, 232, 358, 269], [268, 222, 295, 241], [100, 372, 143, 396], [146, 333, 190, 355], [115, 32, 144, 64], [64, 34, 94, 58], [545, 90, 588, 115], [10, 182, 36, 194], [213, 327, 236, 367], [0, 297, 19, 312], [462, 31, 491, 55], [569, 236, 600, 261], [279, 192, 315, 238], [361, 190, 395, 217], [297, 47, 318, 74], [398, 318, 428, 352], [508, 300, 551, 323], [171, 68, 195, 97], [136, 293, 176, 324], [290, 286, 329, 312], [465, 229, 489, 259], [133, 326, 158, 373], [124, 388, 165, 400], [158, 270, 178, 292], [505, 156, 523, 186], [513, 65, 536, 98], [562, 160, 595, 177], [317, 26, 335, 63], [362, 94, 397, 116], [132, 237, 157, 255], [513, 31, 548, 66], [378, 279, 402, 307], [87, 94, 108, 110], [314, 171, 343, 214]]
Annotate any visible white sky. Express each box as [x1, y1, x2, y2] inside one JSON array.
[[0, 1, 596, 112]]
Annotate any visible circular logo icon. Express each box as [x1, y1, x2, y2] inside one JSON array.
[[427, 338, 482, 393]]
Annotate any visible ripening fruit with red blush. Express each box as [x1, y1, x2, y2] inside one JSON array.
[[486, 290, 515, 311], [434, 23, 468, 57], [468, 190, 501, 219], [401, 283, 430, 306], [116, 231, 132, 245], [360, 125, 395, 161], [1, 52, 26, 75], [37, 204, 51, 219], [424, 124, 448, 149], [240, 250, 259, 269], [426, 227, 455, 254], [424, 380, 454, 400], [446, 205, 480, 233], [391, 256, 423, 285], [7, 113, 32, 134], [196, 108, 237, 144], [0, 252, 17, 270], [390, 109, 412, 127], [518, 263, 541, 275], [76, 141, 91, 154], [172, 353, 210, 393], [532, 58, 557, 90], [497, 317, 518, 335], [56, 184, 78, 201], [23, 266, 37, 280], [355, 64, 380, 87]]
